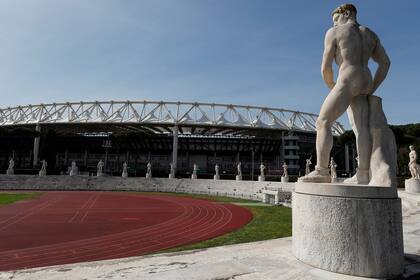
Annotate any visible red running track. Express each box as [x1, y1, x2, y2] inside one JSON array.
[[0, 191, 252, 271]]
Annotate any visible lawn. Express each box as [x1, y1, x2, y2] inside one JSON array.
[[0, 193, 42, 206], [140, 192, 292, 253]]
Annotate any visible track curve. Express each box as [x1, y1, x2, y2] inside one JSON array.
[[0, 191, 252, 271]]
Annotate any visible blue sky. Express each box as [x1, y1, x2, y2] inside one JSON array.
[[0, 1, 419, 128]]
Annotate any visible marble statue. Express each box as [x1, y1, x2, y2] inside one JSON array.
[[6, 158, 14, 175], [214, 164, 220, 180], [282, 162, 288, 177], [146, 162, 152, 178], [97, 160, 104, 177], [169, 163, 175, 179], [409, 145, 420, 179], [330, 157, 338, 180], [192, 163, 198, 179], [69, 160, 78, 176], [299, 3, 396, 187], [305, 157, 312, 175], [259, 163, 266, 182], [39, 160, 47, 176], [122, 162, 128, 178], [236, 162, 242, 181]]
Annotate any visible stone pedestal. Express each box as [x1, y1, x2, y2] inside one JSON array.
[[169, 173, 175, 179], [6, 169, 14, 176], [97, 172, 104, 177], [405, 178, 420, 194], [258, 175, 265, 182], [146, 174, 151, 179], [39, 171, 46, 177], [236, 175, 242, 181], [292, 182, 404, 278], [122, 172, 128, 178], [214, 174, 220, 180], [281, 176, 289, 183], [191, 174, 197, 179]]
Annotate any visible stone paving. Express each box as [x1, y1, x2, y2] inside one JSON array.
[[0, 191, 419, 280]]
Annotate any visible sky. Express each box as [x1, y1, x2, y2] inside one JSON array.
[[0, 0, 419, 128]]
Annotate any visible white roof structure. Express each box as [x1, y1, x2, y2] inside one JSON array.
[[0, 100, 345, 136]]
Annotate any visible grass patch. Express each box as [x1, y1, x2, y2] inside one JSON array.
[[147, 192, 292, 253], [0, 193, 42, 206]]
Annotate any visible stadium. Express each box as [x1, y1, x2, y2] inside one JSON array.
[[0, 100, 353, 179]]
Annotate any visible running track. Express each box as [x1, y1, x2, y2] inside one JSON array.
[[0, 191, 252, 271]]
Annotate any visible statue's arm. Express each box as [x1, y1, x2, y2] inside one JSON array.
[[321, 28, 336, 90], [370, 37, 391, 94]]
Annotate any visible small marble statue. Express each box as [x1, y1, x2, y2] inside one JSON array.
[[169, 163, 175, 179], [146, 162, 152, 178], [409, 145, 420, 179], [192, 163, 198, 179], [69, 160, 78, 176], [259, 163, 266, 182], [281, 162, 289, 183], [214, 164, 220, 180], [236, 162, 242, 181], [330, 157, 338, 181], [282, 162, 288, 177], [305, 157, 312, 175], [39, 160, 47, 176], [6, 158, 14, 175], [122, 162, 128, 178], [299, 3, 395, 187], [97, 160, 104, 177]]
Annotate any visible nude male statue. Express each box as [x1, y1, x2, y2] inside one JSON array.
[[300, 4, 390, 183], [409, 145, 420, 179]]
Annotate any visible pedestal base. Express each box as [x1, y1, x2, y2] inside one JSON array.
[[122, 172, 128, 178], [6, 169, 13, 175], [169, 173, 175, 179], [146, 174, 152, 179], [191, 174, 197, 179], [214, 174, 219, 180], [405, 178, 420, 193], [39, 171, 46, 177], [258, 175, 265, 182], [97, 172, 104, 177], [292, 182, 404, 278], [236, 175, 242, 181], [281, 176, 288, 183]]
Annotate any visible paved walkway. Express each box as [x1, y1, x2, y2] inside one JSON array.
[[1, 191, 419, 280]]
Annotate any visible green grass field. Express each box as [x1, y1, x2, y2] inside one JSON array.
[[0, 193, 42, 206], [142, 192, 292, 253]]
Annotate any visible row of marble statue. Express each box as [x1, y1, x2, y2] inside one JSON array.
[[4, 146, 419, 180]]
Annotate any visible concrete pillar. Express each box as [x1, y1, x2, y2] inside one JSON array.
[[33, 124, 41, 166], [345, 143, 350, 173], [84, 150, 88, 166], [172, 125, 178, 173]]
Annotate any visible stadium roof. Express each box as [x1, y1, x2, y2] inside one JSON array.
[[0, 100, 345, 137]]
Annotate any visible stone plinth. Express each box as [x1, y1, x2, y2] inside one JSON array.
[[145, 174, 151, 179], [169, 173, 175, 179], [122, 172, 128, 178], [405, 178, 420, 194], [213, 174, 220, 180], [6, 169, 13, 175], [258, 175, 265, 182], [281, 176, 289, 183], [292, 182, 404, 278], [235, 175, 242, 181], [191, 174, 197, 179]]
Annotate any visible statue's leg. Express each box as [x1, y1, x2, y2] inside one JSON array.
[[343, 96, 371, 184], [299, 83, 352, 182], [316, 84, 353, 169]]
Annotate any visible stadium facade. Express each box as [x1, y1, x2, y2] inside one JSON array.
[[0, 101, 355, 180]]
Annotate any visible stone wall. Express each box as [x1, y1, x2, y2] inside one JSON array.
[[0, 175, 294, 202]]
